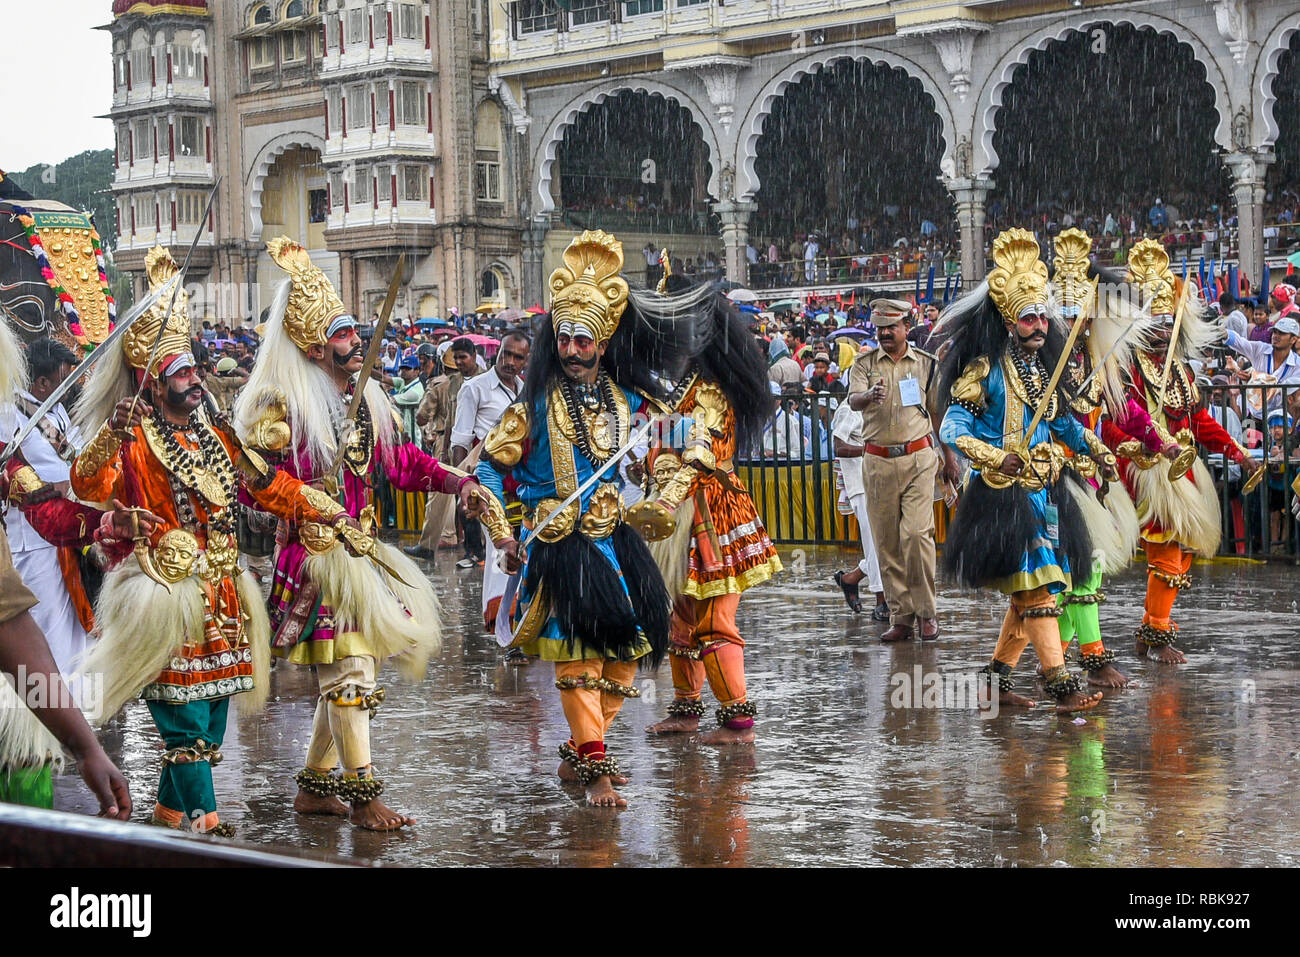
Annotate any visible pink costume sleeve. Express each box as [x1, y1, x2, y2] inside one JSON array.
[[1111, 398, 1165, 454], [380, 439, 472, 496]]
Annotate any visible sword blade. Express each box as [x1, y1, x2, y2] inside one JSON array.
[[346, 253, 406, 424], [0, 273, 179, 464]]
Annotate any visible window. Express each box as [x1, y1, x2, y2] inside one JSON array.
[[346, 85, 366, 131], [173, 31, 201, 78], [249, 36, 275, 68], [133, 119, 153, 159], [313, 22, 324, 56], [178, 115, 201, 156], [375, 85, 390, 128], [129, 44, 152, 84], [401, 164, 426, 202], [117, 125, 131, 163], [177, 190, 207, 224], [569, 0, 608, 26], [377, 164, 392, 203], [285, 0, 305, 17], [374, 5, 387, 40], [481, 270, 500, 300], [309, 187, 328, 223], [398, 3, 421, 39], [475, 161, 501, 202], [252, 5, 272, 24], [347, 8, 366, 43], [282, 31, 307, 62], [115, 55, 128, 88], [624, 0, 662, 14], [327, 89, 342, 133], [513, 0, 557, 35], [676, 0, 708, 6], [329, 170, 344, 206], [352, 166, 372, 204], [398, 81, 425, 126], [133, 193, 154, 227]]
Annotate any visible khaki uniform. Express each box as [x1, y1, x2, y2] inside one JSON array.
[[848, 346, 941, 627], [415, 368, 477, 549], [0, 526, 38, 626]]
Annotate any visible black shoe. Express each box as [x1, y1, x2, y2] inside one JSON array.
[[871, 602, 890, 622], [834, 571, 863, 614], [404, 545, 436, 560]]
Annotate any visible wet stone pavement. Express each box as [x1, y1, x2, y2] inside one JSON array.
[[56, 543, 1300, 867]]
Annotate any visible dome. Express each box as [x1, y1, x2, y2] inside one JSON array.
[[112, 0, 209, 17]]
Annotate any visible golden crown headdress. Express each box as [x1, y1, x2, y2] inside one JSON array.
[[548, 230, 629, 344], [1052, 228, 1098, 316], [266, 236, 348, 351], [987, 228, 1049, 326], [123, 246, 192, 377], [1126, 239, 1176, 316]]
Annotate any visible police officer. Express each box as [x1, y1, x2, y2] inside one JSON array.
[[847, 299, 961, 642]]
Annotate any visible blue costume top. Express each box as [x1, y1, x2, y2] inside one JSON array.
[[477, 384, 653, 661], [940, 358, 1091, 595]]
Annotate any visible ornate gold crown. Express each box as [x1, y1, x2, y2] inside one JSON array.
[[987, 228, 1049, 326], [266, 236, 348, 351], [123, 246, 192, 377], [548, 230, 629, 344], [1126, 239, 1176, 316], [1052, 228, 1096, 315]]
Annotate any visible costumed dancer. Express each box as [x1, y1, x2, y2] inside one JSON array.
[[1113, 240, 1263, 663], [935, 228, 1114, 713], [0, 316, 131, 815], [639, 276, 781, 743], [234, 237, 484, 830], [1, 338, 97, 675], [474, 230, 688, 807], [70, 247, 343, 835], [1048, 229, 1165, 687]]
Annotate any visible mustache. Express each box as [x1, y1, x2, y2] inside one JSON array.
[[333, 346, 365, 366], [563, 354, 599, 370]]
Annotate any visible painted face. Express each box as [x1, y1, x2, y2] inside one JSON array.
[[1014, 307, 1049, 351], [160, 366, 205, 414], [329, 327, 364, 373], [556, 325, 600, 379]]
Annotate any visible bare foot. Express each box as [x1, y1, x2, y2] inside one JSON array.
[[557, 761, 627, 785], [350, 798, 416, 831], [981, 683, 1037, 708], [1136, 640, 1187, 664], [646, 715, 700, 735], [1055, 690, 1104, 714], [1087, 663, 1129, 687], [585, 775, 627, 808], [293, 788, 349, 816], [700, 725, 755, 745]]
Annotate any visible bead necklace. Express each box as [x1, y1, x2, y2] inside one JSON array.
[[560, 371, 620, 468], [149, 408, 238, 528]]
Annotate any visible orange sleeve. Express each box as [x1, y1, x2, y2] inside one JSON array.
[[69, 427, 129, 503], [215, 431, 335, 525]]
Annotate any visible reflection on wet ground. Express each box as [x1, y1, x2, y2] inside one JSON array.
[[57, 545, 1300, 866]]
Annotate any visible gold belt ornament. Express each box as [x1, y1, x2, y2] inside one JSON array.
[[531, 483, 625, 543], [298, 504, 415, 586], [977, 441, 1068, 493]]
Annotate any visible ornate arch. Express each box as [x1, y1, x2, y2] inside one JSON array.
[[243, 130, 326, 241], [1254, 14, 1300, 148], [734, 45, 956, 202], [531, 78, 721, 216], [974, 13, 1233, 176]]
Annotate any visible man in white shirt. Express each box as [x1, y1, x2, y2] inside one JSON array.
[[1225, 315, 1300, 388], [451, 331, 530, 628], [0, 339, 90, 674]]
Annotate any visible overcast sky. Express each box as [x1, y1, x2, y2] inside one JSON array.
[[3, 1, 114, 171]]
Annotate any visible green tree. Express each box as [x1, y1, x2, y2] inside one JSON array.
[[9, 149, 117, 249]]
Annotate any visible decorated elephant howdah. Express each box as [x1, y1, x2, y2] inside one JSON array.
[[0, 187, 117, 350]]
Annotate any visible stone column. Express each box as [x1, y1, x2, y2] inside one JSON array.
[[713, 200, 756, 286], [337, 250, 356, 317], [521, 217, 548, 306], [946, 177, 993, 284], [1223, 151, 1274, 295]]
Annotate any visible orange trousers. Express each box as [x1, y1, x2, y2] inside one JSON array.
[[668, 593, 748, 708], [1142, 539, 1192, 632], [991, 586, 1066, 673], [555, 659, 639, 758]]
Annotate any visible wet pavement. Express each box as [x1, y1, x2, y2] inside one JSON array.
[[55, 543, 1300, 866]]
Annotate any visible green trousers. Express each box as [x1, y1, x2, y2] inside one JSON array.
[[147, 697, 229, 827], [0, 765, 53, 808], [1057, 561, 1103, 651]]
